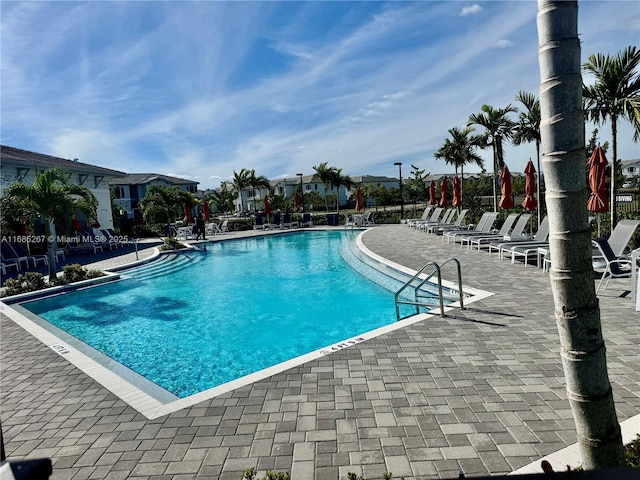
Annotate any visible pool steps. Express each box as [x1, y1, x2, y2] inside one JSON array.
[[119, 252, 206, 281]]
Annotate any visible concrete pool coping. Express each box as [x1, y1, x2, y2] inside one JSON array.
[[1, 229, 492, 420], [2, 225, 639, 479]]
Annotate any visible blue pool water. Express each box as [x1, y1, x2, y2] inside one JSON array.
[[21, 231, 434, 398]]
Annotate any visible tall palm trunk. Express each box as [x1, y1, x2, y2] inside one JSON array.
[[536, 139, 542, 228], [610, 117, 618, 231], [537, 0, 623, 468], [45, 218, 58, 281]]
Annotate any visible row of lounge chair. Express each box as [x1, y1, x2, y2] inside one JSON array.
[[1, 227, 136, 275], [253, 213, 313, 230], [406, 206, 640, 293]]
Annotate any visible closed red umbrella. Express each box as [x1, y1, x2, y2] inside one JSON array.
[[498, 166, 514, 210], [203, 201, 210, 221], [264, 195, 271, 215], [587, 146, 608, 236], [452, 175, 462, 208], [184, 204, 192, 223], [72, 215, 82, 232], [429, 180, 437, 205], [439, 177, 448, 207], [355, 188, 363, 212], [522, 160, 537, 212], [294, 193, 300, 213], [587, 146, 608, 213]]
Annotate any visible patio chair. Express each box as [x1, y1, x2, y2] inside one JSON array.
[[468, 213, 531, 251], [409, 207, 443, 229], [429, 209, 470, 235], [301, 213, 313, 228], [2, 259, 21, 274], [219, 220, 230, 233], [592, 237, 634, 293], [402, 206, 433, 226], [99, 229, 123, 249], [363, 212, 375, 226], [281, 214, 294, 229], [459, 213, 520, 248], [443, 211, 499, 244], [4, 241, 49, 269], [488, 216, 549, 258]]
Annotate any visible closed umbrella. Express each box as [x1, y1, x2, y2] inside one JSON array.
[[498, 166, 514, 210], [202, 201, 210, 221], [294, 193, 300, 213], [72, 215, 82, 232], [439, 177, 448, 207], [184, 204, 192, 224], [429, 180, 437, 205], [355, 188, 363, 212], [587, 145, 608, 236], [452, 175, 462, 208], [522, 160, 537, 212]]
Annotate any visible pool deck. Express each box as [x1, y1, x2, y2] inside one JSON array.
[[1, 225, 639, 479]]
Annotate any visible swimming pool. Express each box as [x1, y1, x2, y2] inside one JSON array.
[[17, 230, 444, 400]]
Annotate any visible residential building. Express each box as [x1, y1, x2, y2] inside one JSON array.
[[0, 145, 126, 230], [110, 173, 199, 221]]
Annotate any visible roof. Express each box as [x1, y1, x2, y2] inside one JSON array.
[[0, 144, 126, 177], [351, 175, 398, 183], [111, 173, 199, 186]]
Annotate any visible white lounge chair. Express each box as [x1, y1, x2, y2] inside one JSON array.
[[468, 214, 531, 251]]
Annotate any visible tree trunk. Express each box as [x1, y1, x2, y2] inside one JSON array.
[[45, 218, 58, 281], [610, 116, 618, 231], [537, 0, 624, 469], [536, 140, 542, 228], [492, 143, 498, 212]]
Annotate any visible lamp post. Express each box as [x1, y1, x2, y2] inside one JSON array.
[[394, 162, 403, 219], [296, 173, 304, 224]]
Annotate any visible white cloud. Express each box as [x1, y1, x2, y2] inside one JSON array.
[[460, 4, 482, 17], [492, 39, 514, 49]]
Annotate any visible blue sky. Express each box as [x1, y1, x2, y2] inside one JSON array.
[[1, 1, 638, 190]]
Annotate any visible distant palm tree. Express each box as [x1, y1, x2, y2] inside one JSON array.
[[331, 169, 356, 218], [140, 185, 194, 229], [247, 169, 271, 212], [582, 45, 640, 230], [1, 167, 98, 280], [513, 90, 543, 226], [312, 162, 338, 212], [434, 126, 485, 195], [231, 169, 252, 212], [468, 104, 517, 211]]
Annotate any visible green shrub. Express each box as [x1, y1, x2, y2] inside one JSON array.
[[1, 272, 47, 297], [160, 237, 187, 251], [625, 434, 640, 468], [132, 223, 166, 238], [60, 263, 103, 284]]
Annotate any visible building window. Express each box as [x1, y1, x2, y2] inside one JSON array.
[[114, 186, 126, 199], [629, 167, 636, 173]]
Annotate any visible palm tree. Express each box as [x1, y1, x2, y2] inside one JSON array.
[[231, 169, 252, 213], [434, 126, 485, 194], [514, 90, 543, 227], [312, 162, 338, 212], [247, 169, 271, 212], [1, 167, 98, 280], [331, 169, 355, 219], [208, 182, 237, 215], [468, 104, 517, 211], [538, 0, 623, 468], [139, 185, 194, 231], [582, 45, 640, 231]]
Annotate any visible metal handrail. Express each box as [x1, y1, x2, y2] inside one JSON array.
[[394, 257, 464, 321]]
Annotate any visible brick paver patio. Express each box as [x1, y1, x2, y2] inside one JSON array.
[[1, 225, 638, 479]]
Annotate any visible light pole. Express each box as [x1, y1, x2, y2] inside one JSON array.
[[394, 162, 403, 219], [296, 173, 304, 223]]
